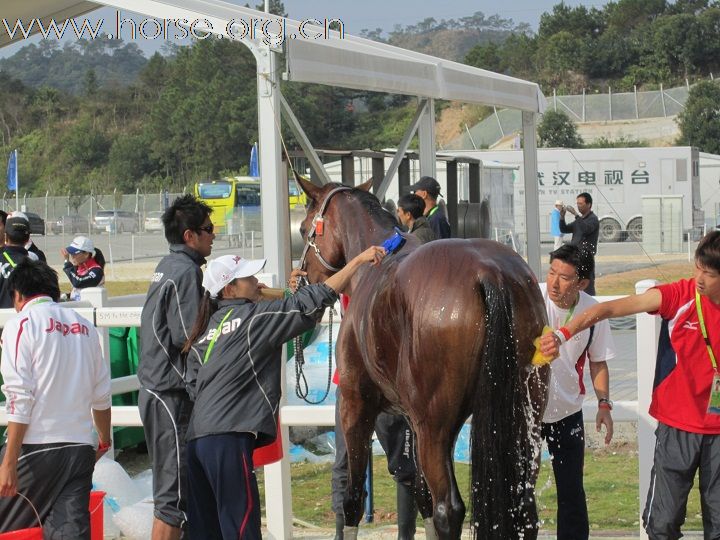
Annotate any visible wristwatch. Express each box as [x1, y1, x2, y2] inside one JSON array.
[[598, 398, 613, 410]]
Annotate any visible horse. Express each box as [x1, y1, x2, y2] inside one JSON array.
[[296, 176, 550, 540]]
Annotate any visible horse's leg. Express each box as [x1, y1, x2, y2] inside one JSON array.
[[415, 472, 437, 540], [410, 435, 436, 533], [339, 390, 379, 539], [338, 346, 383, 540], [413, 424, 466, 540]]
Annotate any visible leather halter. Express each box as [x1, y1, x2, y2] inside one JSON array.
[[299, 186, 352, 273]]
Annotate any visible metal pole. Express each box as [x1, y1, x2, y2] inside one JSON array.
[[15, 150, 19, 212], [634, 85, 639, 119], [364, 455, 374, 523], [582, 88, 586, 121], [660, 83, 667, 117], [608, 86, 612, 121]]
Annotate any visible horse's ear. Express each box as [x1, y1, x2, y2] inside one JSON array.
[[357, 178, 373, 192], [294, 171, 321, 201]]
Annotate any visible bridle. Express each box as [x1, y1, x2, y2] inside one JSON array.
[[293, 185, 351, 405], [298, 185, 352, 273]]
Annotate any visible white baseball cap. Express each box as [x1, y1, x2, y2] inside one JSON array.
[[203, 255, 267, 298], [554, 200, 564, 206], [66, 235, 94, 254]]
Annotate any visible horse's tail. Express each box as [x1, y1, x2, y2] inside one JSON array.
[[471, 279, 536, 539]]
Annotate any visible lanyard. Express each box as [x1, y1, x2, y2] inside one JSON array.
[[203, 309, 234, 364], [427, 206, 438, 218], [560, 299, 577, 327], [3, 252, 16, 268], [695, 291, 718, 371]]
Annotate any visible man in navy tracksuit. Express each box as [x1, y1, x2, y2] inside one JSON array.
[[409, 176, 451, 240], [138, 195, 214, 540], [185, 246, 386, 540]]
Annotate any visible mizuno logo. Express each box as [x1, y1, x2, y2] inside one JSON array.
[[683, 321, 699, 331]]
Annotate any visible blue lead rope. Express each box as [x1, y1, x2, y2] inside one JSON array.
[[381, 227, 407, 255]]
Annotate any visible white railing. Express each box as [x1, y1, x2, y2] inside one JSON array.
[[0, 285, 660, 540]]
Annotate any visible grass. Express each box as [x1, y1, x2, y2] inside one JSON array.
[[257, 446, 704, 533], [100, 261, 695, 300], [103, 280, 150, 296], [595, 261, 693, 296]]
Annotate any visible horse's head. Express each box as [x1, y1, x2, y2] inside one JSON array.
[[295, 173, 373, 284]]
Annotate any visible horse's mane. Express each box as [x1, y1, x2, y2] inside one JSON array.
[[331, 183, 399, 230]]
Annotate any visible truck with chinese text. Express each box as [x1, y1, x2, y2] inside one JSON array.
[[446, 146, 704, 243]]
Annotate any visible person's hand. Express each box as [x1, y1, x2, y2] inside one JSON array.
[[288, 268, 307, 292], [357, 246, 387, 266], [95, 440, 111, 462], [0, 461, 18, 497], [60, 247, 69, 261], [539, 332, 561, 359], [596, 408, 614, 445]]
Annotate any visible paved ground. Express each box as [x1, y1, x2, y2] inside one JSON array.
[[287, 525, 704, 539]]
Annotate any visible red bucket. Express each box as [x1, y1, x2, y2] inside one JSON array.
[[0, 493, 42, 540], [0, 528, 42, 540], [89, 491, 105, 540], [252, 418, 284, 467], [0, 490, 104, 540]]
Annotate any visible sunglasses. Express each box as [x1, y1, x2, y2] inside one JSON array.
[[196, 224, 214, 234]]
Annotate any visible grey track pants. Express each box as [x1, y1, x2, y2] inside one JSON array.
[[643, 422, 720, 540]]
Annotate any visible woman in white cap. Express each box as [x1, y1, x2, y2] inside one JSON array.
[[60, 235, 106, 300], [181, 245, 385, 540]]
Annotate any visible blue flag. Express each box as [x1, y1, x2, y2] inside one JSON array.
[[249, 142, 259, 177], [6, 150, 17, 192]]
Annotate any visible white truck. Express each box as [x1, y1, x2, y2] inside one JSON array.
[[444, 147, 705, 242], [700, 152, 720, 229]]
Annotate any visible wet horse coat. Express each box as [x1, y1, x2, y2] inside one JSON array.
[[297, 178, 549, 539]]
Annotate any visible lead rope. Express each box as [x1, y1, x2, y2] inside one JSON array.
[[292, 279, 335, 404]]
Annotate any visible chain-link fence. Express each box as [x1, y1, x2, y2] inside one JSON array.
[[551, 84, 689, 122], [444, 79, 719, 150], [0, 191, 186, 233]]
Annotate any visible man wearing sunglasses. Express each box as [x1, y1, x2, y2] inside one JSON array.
[[138, 194, 215, 540]]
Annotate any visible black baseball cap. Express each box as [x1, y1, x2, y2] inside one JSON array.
[[409, 176, 442, 198]]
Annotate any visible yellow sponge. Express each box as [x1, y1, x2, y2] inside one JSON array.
[[532, 326, 555, 366]]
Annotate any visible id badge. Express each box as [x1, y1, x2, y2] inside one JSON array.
[[708, 373, 720, 415]]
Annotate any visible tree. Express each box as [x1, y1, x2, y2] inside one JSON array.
[[464, 42, 505, 72], [537, 110, 584, 148], [677, 81, 720, 154], [84, 69, 98, 97]]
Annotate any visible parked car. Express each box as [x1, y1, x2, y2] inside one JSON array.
[[51, 214, 90, 234], [92, 209, 139, 233], [24, 212, 45, 235], [144, 211, 164, 233]]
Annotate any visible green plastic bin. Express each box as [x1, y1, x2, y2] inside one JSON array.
[[109, 327, 146, 450]]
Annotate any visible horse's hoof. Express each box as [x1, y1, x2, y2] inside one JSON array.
[[343, 526, 359, 540]]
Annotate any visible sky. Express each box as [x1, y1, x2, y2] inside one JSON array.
[[0, 0, 611, 58]]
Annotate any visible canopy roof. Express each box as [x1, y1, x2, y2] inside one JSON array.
[[1, 0, 546, 113]]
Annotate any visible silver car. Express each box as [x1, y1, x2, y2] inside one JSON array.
[[92, 210, 139, 233], [144, 211, 164, 233]]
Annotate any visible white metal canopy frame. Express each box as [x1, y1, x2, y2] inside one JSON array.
[[1, 1, 547, 538]]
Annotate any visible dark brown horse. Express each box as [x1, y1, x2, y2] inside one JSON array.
[[297, 177, 550, 539]]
